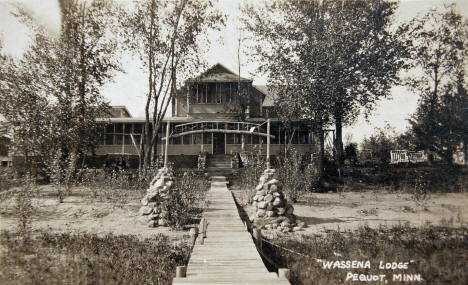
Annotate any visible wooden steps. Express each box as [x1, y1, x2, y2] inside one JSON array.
[[172, 176, 290, 285]]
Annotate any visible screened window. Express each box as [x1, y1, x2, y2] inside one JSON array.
[[272, 130, 279, 144], [298, 131, 308, 144], [291, 131, 299, 144], [193, 134, 202, 144], [171, 136, 181, 144], [226, 134, 234, 144], [133, 124, 143, 134], [105, 124, 114, 133], [124, 135, 132, 145], [114, 123, 123, 134], [244, 134, 252, 144], [105, 134, 114, 145], [252, 135, 259, 144], [203, 133, 212, 144], [124, 123, 132, 133], [115, 134, 123, 145], [183, 134, 192, 144]]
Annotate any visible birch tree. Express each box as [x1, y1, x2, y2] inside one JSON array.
[[121, 0, 224, 171]]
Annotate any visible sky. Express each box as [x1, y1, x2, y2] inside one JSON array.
[[0, 0, 467, 144]]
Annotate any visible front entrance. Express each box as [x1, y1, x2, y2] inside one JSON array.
[[213, 133, 225, 155]]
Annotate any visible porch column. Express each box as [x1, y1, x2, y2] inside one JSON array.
[[267, 119, 270, 169], [164, 121, 170, 168]]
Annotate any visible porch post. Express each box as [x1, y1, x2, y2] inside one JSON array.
[[267, 119, 270, 169], [164, 121, 170, 168]]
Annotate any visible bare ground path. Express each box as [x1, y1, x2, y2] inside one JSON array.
[[172, 176, 290, 285]]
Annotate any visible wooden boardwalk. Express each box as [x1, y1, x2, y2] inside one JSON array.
[[172, 176, 290, 285]]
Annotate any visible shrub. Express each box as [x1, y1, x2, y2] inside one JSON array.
[[14, 181, 35, 246], [276, 149, 304, 202], [164, 171, 209, 229]]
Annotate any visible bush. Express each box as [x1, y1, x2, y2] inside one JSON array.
[[237, 148, 321, 203], [164, 171, 209, 229], [0, 230, 190, 285], [343, 165, 468, 193]]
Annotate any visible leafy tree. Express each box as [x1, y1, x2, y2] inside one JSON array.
[[120, 0, 224, 172], [360, 124, 399, 166], [243, 0, 406, 181], [0, 0, 120, 186], [344, 143, 358, 164], [404, 5, 468, 164]]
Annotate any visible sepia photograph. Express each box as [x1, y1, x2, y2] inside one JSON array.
[[0, 0, 467, 284]]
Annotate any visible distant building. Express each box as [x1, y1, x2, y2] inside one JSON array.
[[95, 63, 323, 167], [0, 121, 12, 167]]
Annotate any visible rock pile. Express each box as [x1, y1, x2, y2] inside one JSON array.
[[137, 167, 174, 228], [252, 168, 305, 233]]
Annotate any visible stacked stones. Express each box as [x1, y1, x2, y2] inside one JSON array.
[[138, 167, 174, 228], [252, 168, 305, 233]]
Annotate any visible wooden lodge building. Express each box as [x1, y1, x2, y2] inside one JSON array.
[[96, 63, 322, 168]]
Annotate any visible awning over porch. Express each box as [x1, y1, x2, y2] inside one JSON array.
[[162, 121, 275, 140]]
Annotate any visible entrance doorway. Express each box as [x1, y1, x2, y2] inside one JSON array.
[[213, 133, 225, 155]]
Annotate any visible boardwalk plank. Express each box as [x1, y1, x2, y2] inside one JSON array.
[[172, 176, 290, 285]]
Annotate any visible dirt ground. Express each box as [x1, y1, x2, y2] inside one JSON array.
[[232, 189, 468, 235], [2, 184, 467, 240], [0, 185, 187, 239]]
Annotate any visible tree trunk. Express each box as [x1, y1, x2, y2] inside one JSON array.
[[317, 120, 325, 187], [334, 111, 344, 178], [464, 138, 468, 166]]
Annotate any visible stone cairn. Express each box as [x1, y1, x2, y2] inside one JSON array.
[[137, 167, 174, 228], [252, 168, 305, 234]]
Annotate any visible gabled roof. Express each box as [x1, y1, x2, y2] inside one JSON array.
[[110, 106, 132, 118], [189, 63, 252, 83], [0, 121, 12, 139], [253, 85, 276, 107]]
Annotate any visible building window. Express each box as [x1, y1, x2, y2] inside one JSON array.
[[226, 134, 241, 144], [124, 123, 132, 133], [272, 130, 279, 144], [105, 134, 114, 145], [133, 123, 143, 134], [114, 123, 123, 133], [203, 133, 212, 144], [193, 134, 202, 144], [226, 134, 234, 144], [298, 131, 308, 144], [291, 130, 299, 144], [171, 136, 181, 144], [183, 134, 192, 144], [216, 84, 223, 103], [115, 134, 123, 145], [244, 134, 252, 144], [252, 135, 259, 144], [124, 135, 132, 145], [227, 123, 237, 130], [105, 124, 114, 133]]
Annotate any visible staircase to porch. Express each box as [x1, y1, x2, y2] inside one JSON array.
[[205, 155, 234, 177]]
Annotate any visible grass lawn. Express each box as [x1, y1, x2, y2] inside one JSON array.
[[0, 182, 203, 284], [263, 225, 468, 285]]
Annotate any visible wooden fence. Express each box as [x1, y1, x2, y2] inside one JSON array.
[[390, 150, 427, 164]]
